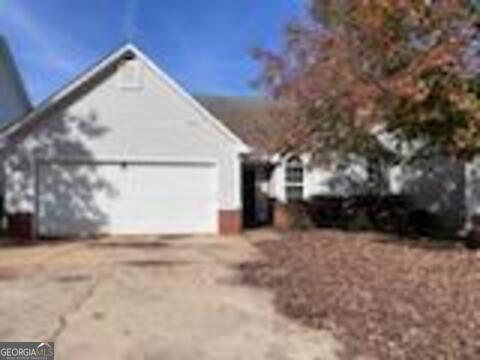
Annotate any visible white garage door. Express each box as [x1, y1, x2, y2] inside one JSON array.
[[37, 161, 218, 237]]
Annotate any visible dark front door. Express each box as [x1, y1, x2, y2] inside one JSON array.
[[242, 166, 257, 228]]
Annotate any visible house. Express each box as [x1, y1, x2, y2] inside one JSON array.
[[1, 43, 250, 238], [199, 96, 473, 234], [0, 39, 475, 238], [196, 97, 377, 216]]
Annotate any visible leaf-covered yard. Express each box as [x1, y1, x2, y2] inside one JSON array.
[[241, 231, 480, 359]]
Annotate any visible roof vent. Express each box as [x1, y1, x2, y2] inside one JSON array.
[[122, 50, 136, 62]]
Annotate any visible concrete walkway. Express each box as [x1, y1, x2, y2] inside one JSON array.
[[0, 235, 342, 359]]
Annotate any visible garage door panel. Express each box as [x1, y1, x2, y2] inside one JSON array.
[[38, 161, 218, 237]]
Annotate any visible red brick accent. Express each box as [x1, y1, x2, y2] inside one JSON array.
[[274, 203, 290, 230], [219, 210, 243, 235], [8, 213, 34, 240]]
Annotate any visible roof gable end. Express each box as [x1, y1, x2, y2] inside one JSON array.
[[126, 45, 249, 152], [1, 43, 250, 153]]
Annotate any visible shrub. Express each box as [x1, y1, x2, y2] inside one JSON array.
[[307, 194, 410, 234], [283, 201, 315, 230]]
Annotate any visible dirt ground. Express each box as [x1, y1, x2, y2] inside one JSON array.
[[240, 230, 480, 360], [0, 233, 342, 360]]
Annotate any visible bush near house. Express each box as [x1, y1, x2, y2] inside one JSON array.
[[281, 195, 454, 240]]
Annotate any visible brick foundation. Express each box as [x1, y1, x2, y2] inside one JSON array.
[[8, 213, 34, 240], [273, 203, 290, 230], [219, 210, 242, 235], [7, 212, 244, 238]]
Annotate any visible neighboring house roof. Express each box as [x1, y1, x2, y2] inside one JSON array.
[[196, 96, 278, 154], [197, 96, 408, 161], [0, 44, 250, 153], [0, 36, 31, 124]]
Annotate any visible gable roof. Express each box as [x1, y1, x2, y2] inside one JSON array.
[[0, 44, 250, 153], [0, 36, 31, 120], [196, 96, 278, 154]]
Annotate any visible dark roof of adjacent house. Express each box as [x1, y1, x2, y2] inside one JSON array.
[[0, 35, 32, 119], [196, 96, 277, 153]]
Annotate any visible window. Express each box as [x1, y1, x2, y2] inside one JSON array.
[[286, 186, 304, 202], [285, 156, 304, 202]]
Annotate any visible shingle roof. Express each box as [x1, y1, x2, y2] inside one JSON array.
[[0, 35, 31, 122], [195, 96, 278, 153]]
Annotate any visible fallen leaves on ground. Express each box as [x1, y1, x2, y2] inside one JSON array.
[[240, 231, 480, 359]]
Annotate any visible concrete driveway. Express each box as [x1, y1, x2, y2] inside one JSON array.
[[0, 234, 342, 359]]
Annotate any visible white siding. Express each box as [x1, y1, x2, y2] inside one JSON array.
[[270, 154, 369, 202], [5, 56, 243, 218]]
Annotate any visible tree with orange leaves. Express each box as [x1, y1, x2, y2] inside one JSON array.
[[255, 0, 479, 161]]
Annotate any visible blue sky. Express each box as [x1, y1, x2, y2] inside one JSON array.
[[0, 0, 305, 104]]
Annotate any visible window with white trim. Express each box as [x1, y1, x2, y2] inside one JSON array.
[[285, 156, 304, 202]]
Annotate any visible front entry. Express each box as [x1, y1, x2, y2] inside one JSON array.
[[242, 163, 273, 228]]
